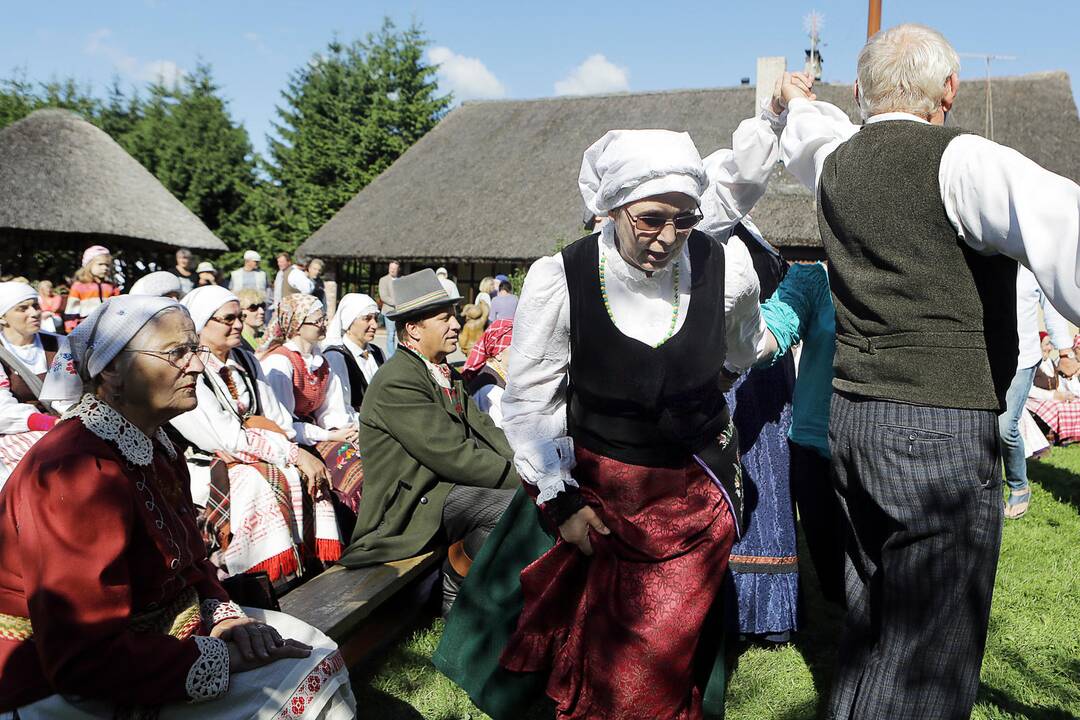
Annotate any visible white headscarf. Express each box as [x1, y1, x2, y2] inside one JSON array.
[[0, 282, 38, 318], [578, 129, 708, 216], [325, 293, 379, 345], [129, 271, 182, 297], [39, 295, 183, 402], [181, 285, 239, 333]]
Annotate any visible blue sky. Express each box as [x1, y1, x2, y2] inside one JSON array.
[[3, 1, 1075, 157]]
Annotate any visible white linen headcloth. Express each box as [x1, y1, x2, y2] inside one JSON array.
[[578, 129, 709, 216], [39, 295, 182, 402], [130, 271, 182, 297], [181, 285, 239, 332], [325, 293, 379, 345], [0, 282, 38, 318]]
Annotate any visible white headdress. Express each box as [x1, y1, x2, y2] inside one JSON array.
[[0, 282, 38, 318], [325, 293, 379, 345], [129, 271, 182, 298], [181, 285, 239, 333], [578, 129, 708, 216]]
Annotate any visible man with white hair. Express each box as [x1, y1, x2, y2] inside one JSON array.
[[780, 23, 1080, 720], [229, 250, 268, 301]]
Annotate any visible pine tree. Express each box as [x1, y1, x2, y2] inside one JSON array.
[[268, 19, 450, 246]]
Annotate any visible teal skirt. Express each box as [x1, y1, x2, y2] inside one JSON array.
[[432, 487, 730, 719]]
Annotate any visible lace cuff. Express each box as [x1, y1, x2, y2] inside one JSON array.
[[513, 436, 578, 504], [187, 636, 230, 703], [759, 99, 788, 134], [200, 598, 246, 628]]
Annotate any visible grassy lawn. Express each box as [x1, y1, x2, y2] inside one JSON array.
[[352, 446, 1080, 719]]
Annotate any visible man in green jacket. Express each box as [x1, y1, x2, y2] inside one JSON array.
[[340, 269, 519, 613]]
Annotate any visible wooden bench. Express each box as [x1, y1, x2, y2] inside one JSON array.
[[279, 552, 443, 667]]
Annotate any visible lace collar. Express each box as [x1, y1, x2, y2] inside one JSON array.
[[599, 222, 685, 289], [64, 394, 177, 466]]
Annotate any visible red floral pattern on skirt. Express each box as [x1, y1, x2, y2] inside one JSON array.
[[500, 447, 736, 720]]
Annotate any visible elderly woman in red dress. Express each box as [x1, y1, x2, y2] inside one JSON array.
[[0, 295, 355, 719]]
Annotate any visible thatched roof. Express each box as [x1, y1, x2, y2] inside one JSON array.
[[0, 109, 227, 252], [300, 71, 1080, 262]]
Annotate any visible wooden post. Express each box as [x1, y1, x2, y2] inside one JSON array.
[[867, 0, 882, 39]]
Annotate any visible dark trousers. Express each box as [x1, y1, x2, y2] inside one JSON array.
[[441, 484, 516, 615], [827, 392, 1003, 720], [789, 440, 846, 606]]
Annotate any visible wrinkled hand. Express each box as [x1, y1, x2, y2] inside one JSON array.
[[1058, 355, 1080, 378], [558, 506, 610, 556], [772, 71, 816, 114], [225, 621, 313, 673], [327, 425, 359, 444], [295, 448, 332, 500]]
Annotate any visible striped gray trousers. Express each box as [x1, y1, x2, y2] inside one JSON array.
[[827, 392, 1003, 720]]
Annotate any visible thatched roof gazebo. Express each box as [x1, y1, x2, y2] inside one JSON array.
[[0, 108, 227, 282], [299, 71, 1080, 297]]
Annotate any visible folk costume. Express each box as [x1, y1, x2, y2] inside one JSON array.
[[322, 293, 385, 414], [170, 287, 342, 586], [63, 246, 119, 332], [436, 107, 785, 720], [0, 295, 355, 720], [258, 294, 364, 514], [721, 220, 799, 640], [0, 284, 66, 487], [461, 319, 513, 426], [781, 94, 1080, 719], [340, 270, 518, 615]]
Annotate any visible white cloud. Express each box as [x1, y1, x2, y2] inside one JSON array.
[[554, 54, 629, 96], [243, 31, 270, 55], [427, 46, 505, 100], [85, 28, 185, 86]]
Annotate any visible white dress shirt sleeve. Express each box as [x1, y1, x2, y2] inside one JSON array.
[[287, 267, 316, 295], [315, 351, 359, 431], [1040, 292, 1074, 351], [0, 364, 36, 434], [720, 232, 768, 373], [940, 133, 1080, 325], [779, 97, 861, 191], [325, 350, 355, 412], [258, 353, 330, 444], [500, 255, 578, 504], [700, 104, 790, 235]]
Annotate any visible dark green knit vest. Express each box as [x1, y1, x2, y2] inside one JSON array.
[[818, 120, 1018, 411]]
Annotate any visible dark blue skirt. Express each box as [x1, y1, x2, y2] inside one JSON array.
[[724, 354, 799, 636]]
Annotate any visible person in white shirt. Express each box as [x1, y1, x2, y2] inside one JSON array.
[[170, 285, 341, 585], [779, 24, 1080, 720], [323, 293, 385, 413], [1001, 266, 1077, 519], [435, 76, 793, 719], [229, 250, 268, 300], [258, 293, 364, 514], [434, 267, 460, 300]]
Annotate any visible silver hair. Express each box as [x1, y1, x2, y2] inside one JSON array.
[[856, 24, 960, 119]]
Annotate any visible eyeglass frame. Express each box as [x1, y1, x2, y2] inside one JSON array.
[[243, 303, 267, 313], [208, 313, 243, 326], [623, 206, 703, 235], [121, 343, 211, 371]]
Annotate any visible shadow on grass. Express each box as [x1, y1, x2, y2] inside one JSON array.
[[978, 643, 1080, 720], [350, 683, 426, 720], [1028, 459, 1080, 515]]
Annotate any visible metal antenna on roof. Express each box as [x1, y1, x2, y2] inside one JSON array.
[[803, 11, 825, 81], [959, 53, 1017, 140]]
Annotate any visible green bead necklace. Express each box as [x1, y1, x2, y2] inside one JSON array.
[[599, 253, 681, 348]]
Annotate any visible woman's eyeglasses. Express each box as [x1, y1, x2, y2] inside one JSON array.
[[624, 208, 703, 234], [208, 313, 243, 326], [123, 344, 211, 371], [245, 304, 266, 313], [302, 316, 327, 328]]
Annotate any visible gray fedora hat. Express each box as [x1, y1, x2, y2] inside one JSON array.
[[385, 268, 461, 320]]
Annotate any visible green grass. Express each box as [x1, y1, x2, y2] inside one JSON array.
[[352, 447, 1080, 719]]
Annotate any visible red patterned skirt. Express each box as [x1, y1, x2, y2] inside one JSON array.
[[1026, 397, 1080, 443], [499, 446, 735, 720]]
